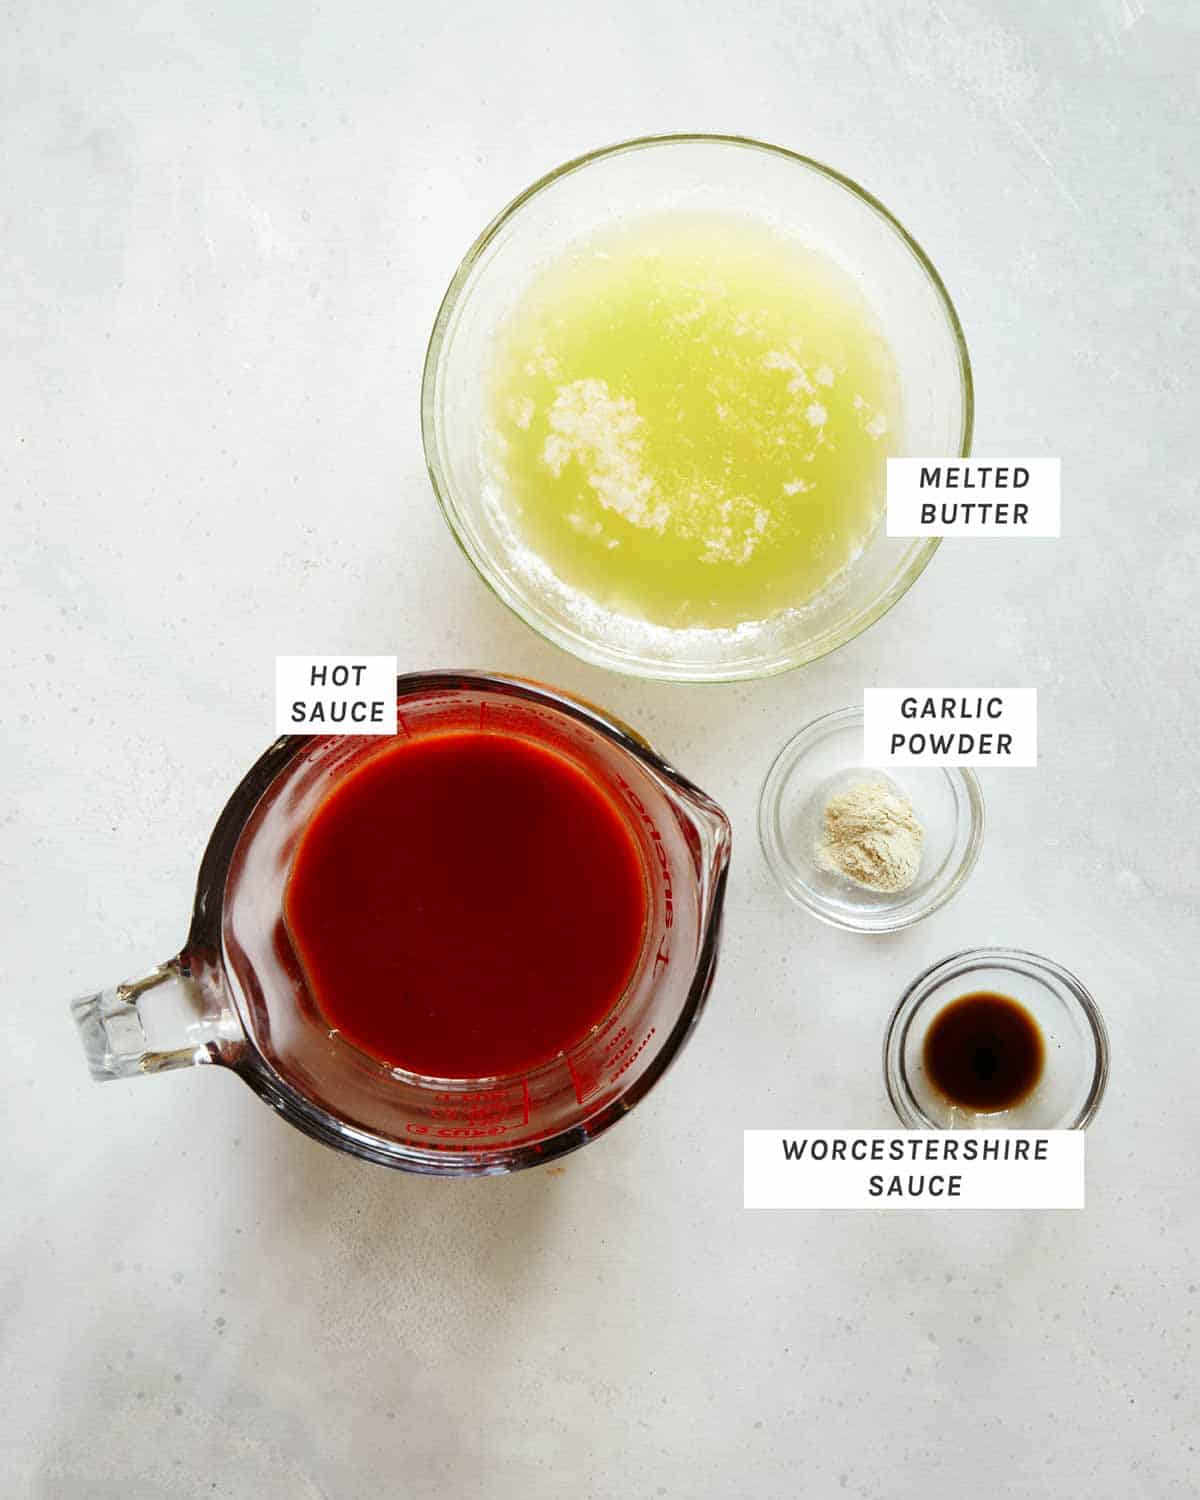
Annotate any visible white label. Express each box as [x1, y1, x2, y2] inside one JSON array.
[[863, 688, 1037, 767], [744, 1131, 1084, 1209], [275, 655, 398, 736], [887, 458, 1061, 536]]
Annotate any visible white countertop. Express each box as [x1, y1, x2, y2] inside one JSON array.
[[4, 2, 1198, 1495]]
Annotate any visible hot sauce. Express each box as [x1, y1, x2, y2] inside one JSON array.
[[283, 731, 647, 1079]]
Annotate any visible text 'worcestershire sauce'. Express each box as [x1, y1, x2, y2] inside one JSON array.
[[922, 992, 1045, 1112]]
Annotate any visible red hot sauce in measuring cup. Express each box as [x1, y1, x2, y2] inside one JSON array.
[[283, 730, 648, 1079]]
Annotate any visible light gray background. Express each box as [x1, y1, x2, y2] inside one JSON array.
[[3, 2, 1198, 1496]]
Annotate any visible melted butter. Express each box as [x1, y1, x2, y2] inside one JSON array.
[[485, 211, 903, 630]]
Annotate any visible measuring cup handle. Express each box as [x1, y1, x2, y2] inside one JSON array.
[[71, 954, 239, 1081]]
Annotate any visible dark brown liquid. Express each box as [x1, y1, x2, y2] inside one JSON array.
[[923, 992, 1044, 1111]]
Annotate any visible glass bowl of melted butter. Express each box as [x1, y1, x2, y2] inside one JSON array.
[[422, 134, 973, 681]]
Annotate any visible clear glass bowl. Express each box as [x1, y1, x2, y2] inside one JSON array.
[[421, 134, 973, 682], [758, 706, 983, 931], [884, 948, 1110, 1129]]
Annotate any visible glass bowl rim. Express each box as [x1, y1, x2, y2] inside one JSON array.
[[420, 132, 975, 683], [757, 704, 985, 931], [882, 945, 1111, 1130]]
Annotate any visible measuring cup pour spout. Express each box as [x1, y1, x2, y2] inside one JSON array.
[[677, 779, 733, 908], [651, 766, 733, 1045], [68, 673, 734, 1175]]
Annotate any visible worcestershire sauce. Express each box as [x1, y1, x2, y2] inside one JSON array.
[[923, 992, 1044, 1111]]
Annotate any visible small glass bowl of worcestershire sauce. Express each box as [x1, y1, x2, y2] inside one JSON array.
[[884, 948, 1109, 1129]]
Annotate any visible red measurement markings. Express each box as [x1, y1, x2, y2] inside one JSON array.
[[601, 1024, 634, 1068], [607, 1027, 656, 1086], [616, 775, 674, 930], [406, 1084, 527, 1141], [599, 1022, 657, 1084], [567, 1021, 659, 1105], [405, 1129, 512, 1148], [566, 1052, 586, 1106]]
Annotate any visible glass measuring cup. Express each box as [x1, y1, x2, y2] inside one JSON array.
[[70, 673, 732, 1175]]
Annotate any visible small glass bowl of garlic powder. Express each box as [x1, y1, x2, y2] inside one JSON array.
[[758, 706, 984, 932]]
